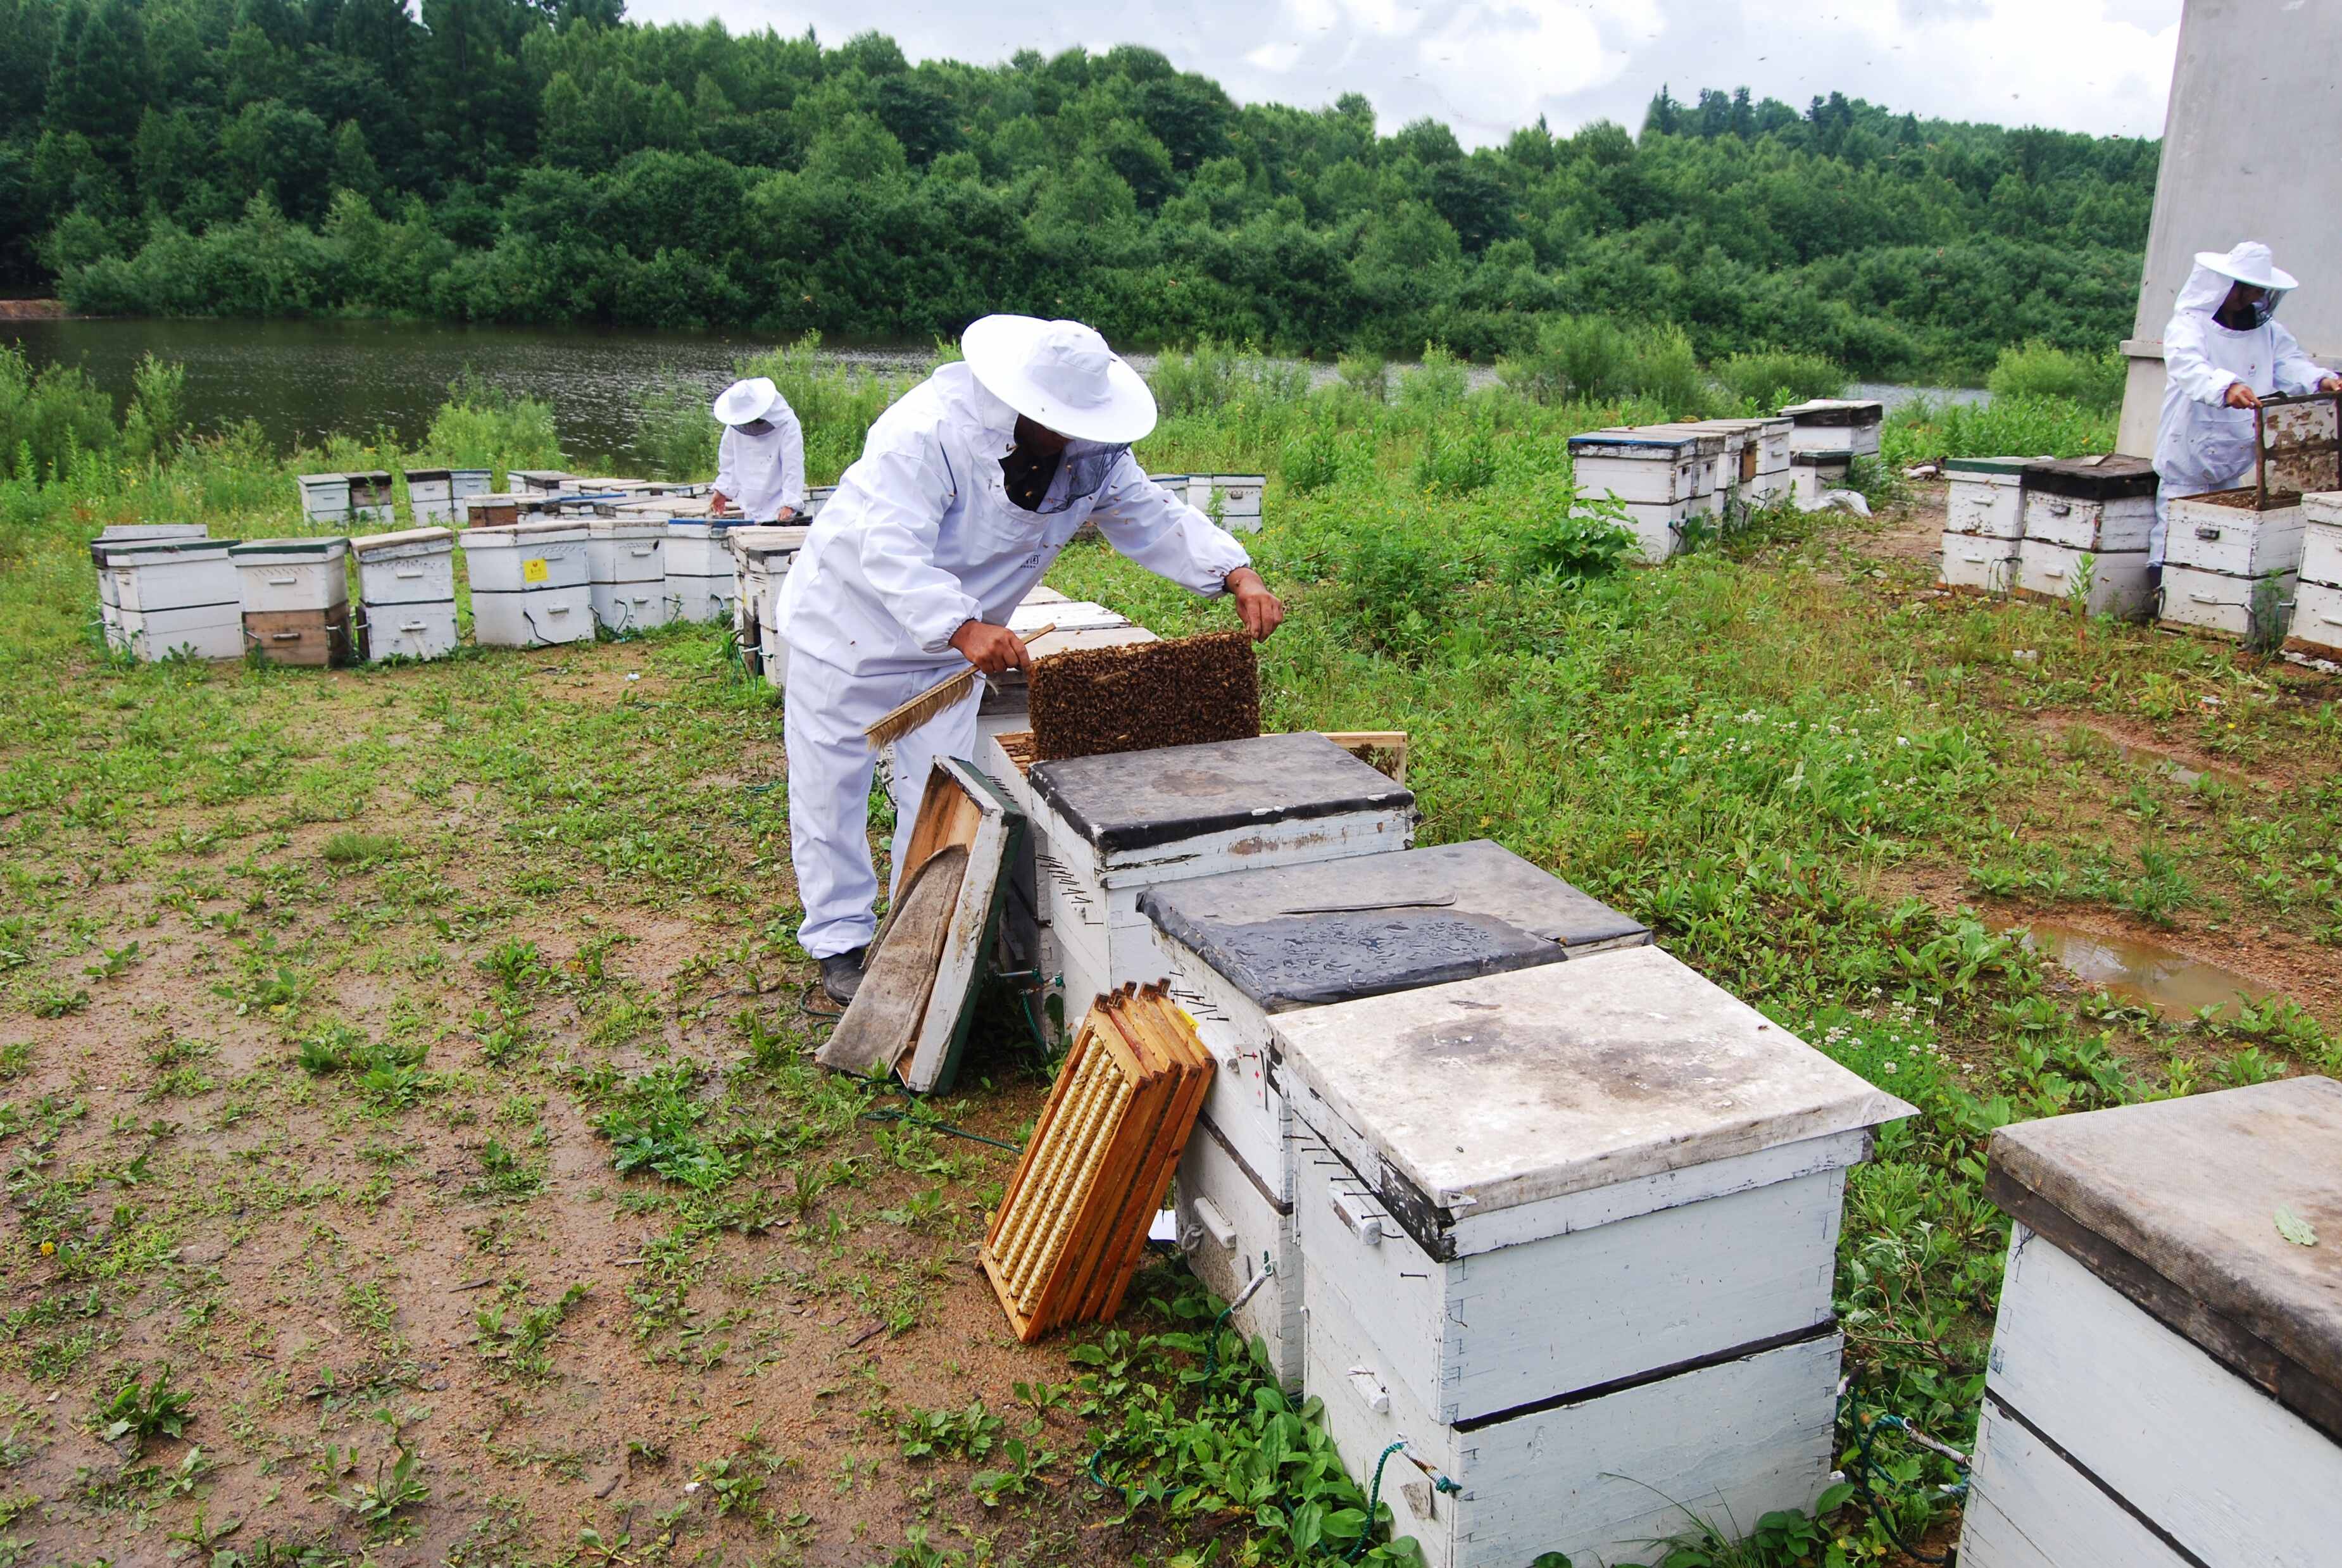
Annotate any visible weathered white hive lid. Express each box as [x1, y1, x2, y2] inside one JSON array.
[[1567, 425, 1713, 459], [105, 537, 233, 563], [1141, 839, 1649, 1012], [509, 469, 576, 489], [463, 520, 587, 548], [1020, 585, 1072, 606], [403, 467, 452, 482], [230, 536, 348, 561], [1213, 473, 1267, 484], [591, 517, 678, 541], [2298, 490, 2342, 525], [1943, 456, 2036, 477], [723, 524, 810, 555], [1272, 944, 1913, 1221], [1009, 599, 1127, 634], [664, 519, 718, 537], [1986, 1077, 2342, 1443], [2023, 454, 2157, 501], [351, 527, 453, 555], [1029, 732, 1414, 856], [1779, 398, 1884, 425], [99, 524, 208, 542]]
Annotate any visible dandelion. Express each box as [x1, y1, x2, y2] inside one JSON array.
[[41, 1240, 55, 1255]]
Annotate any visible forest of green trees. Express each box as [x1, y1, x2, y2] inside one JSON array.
[[0, 0, 2159, 378]]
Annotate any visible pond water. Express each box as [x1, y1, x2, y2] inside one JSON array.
[[2000, 917, 2277, 1019], [3, 315, 1988, 465]]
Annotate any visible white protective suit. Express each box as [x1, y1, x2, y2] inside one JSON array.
[[713, 403, 806, 520], [775, 361, 1252, 960], [2152, 251, 2335, 565]]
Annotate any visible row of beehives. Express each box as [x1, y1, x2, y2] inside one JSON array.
[[297, 465, 842, 530], [1146, 472, 1266, 532], [953, 591, 1915, 1567], [1940, 455, 2342, 651], [1565, 398, 1884, 563], [87, 515, 789, 665]]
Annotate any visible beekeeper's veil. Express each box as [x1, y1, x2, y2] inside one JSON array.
[[2179, 241, 2300, 325]]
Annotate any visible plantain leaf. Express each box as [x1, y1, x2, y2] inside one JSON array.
[[2276, 1205, 2319, 1247]]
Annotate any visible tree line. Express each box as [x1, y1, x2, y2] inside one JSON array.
[[0, 0, 2158, 379]]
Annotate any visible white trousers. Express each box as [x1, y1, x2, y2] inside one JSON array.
[[784, 651, 980, 960]]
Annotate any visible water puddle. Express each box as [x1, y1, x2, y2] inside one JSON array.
[[2111, 743, 2252, 793], [1998, 918, 2276, 1018]]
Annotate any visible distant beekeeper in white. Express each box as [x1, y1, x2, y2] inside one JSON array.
[[2153, 241, 2342, 582], [777, 315, 1284, 1003], [707, 376, 805, 520]]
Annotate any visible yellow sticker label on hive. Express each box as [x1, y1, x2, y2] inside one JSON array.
[[521, 557, 549, 584]]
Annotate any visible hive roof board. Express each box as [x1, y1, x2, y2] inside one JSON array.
[[1029, 732, 1414, 856], [351, 527, 453, 553], [1271, 945, 1914, 1220], [1943, 456, 2042, 476], [1986, 1077, 2342, 1443], [1779, 399, 1885, 425], [1139, 839, 1649, 1012], [1566, 427, 1719, 460], [2022, 455, 2159, 500]]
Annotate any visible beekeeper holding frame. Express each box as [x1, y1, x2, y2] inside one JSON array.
[[2152, 241, 2342, 584], [775, 316, 1284, 1003]]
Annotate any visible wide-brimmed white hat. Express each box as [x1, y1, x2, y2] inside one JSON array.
[[2195, 241, 2298, 294], [961, 316, 1157, 444], [712, 377, 781, 426]]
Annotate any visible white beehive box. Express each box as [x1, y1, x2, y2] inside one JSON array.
[[2015, 457, 2158, 617], [462, 520, 591, 648], [91, 525, 208, 649], [1789, 451, 1851, 506], [106, 539, 244, 661], [351, 527, 457, 662], [1567, 426, 1722, 562], [2288, 582, 2342, 660], [2166, 491, 2306, 579], [1139, 842, 1650, 1389], [344, 470, 396, 525], [1780, 398, 1884, 458], [296, 472, 350, 524], [508, 470, 576, 494], [1943, 456, 2031, 539], [2289, 498, 2342, 657], [2161, 566, 2299, 640], [1961, 1079, 2342, 1568], [1022, 733, 1415, 1027], [726, 524, 808, 684], [230, 537, 349, 614], [1690, 417, 1790, 503], [802, 483, 837, 519], [1281, 948, 1912, 1568], [663, 521, 739, 624], [589, 518, 671, 635], [1211, 474, 1265, 532], [449, 468, 492, 505], [404, 467, 454, 524]]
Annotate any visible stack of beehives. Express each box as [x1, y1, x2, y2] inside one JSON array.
[[2013, 456, 2158, 617], [2160, 487, 2305, 640], [1939, 456, 2033, 594], [1781, 398, 1882, 502], [1563, 425, 1724, 561]]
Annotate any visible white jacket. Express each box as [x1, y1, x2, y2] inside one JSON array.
[[2155, 260, 2332, 499], [777, 363, 1251, 679], [713, 403, 806, 520]]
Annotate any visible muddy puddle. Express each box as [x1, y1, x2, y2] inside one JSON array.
[[2000, 917, 2277, 1017]]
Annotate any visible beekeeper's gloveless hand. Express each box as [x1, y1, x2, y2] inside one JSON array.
[[1227, 567, 1284, 642], [950, 620, 1032, 675]]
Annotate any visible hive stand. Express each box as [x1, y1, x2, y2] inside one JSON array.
[[1137, 840, 1651, 1389], [1962, 1078, 2342, 1567]]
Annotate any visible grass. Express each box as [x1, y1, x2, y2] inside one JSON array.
[[0, 353, 2335, 1566]]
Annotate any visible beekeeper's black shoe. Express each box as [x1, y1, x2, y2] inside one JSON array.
[[820, 948, 868, 1006]]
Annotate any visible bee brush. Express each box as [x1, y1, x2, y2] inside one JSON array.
[[863, 623, 1055, 750]]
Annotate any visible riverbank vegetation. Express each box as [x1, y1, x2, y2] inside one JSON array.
[[3, 351, 2334, 1566], [3, 0, 2151, 379]]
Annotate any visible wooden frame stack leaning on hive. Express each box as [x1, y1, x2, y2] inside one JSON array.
[[980, 984, 1213, 1341]]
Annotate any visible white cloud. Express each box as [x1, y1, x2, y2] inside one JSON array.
[[628, 0, 2184, 147]]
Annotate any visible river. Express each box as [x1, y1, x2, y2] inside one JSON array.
[[3, 317, 1988, 465]]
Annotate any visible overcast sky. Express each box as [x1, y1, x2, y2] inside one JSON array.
[[628, 0, 2186, 149]]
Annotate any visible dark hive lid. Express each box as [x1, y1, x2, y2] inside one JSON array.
[[2021, 455, 2158, 501], [1139, 839, 1649, 1012], [1986, 1077, 2342, 1443], [1028, 732, 1414, 855]]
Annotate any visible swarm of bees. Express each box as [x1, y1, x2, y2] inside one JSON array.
[[1029, 630, 1261, 761]]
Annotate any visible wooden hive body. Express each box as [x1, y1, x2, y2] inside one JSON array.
[[979, 985, 1213, 1341], [1137, 840, 1651, 1389], [587, 518, 673, 635], [461, 522, 592, 648], [1021, 733, 1417, 1031], [1961, 1079, 2342, 1568], [1274, 950, 1912, 1567]]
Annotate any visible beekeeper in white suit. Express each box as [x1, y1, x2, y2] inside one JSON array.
[[777, 315, 1284, 1003], [2153, 241, 2342, 582], [708, 375, 806, 520]]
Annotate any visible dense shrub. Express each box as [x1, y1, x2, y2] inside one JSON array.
[[1714, 350, 1849, 408], [0, 345, 116, 480], [1987, 341, 2127, 411]]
